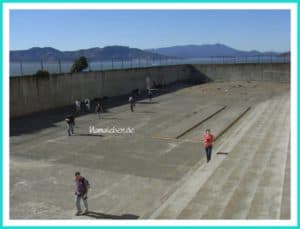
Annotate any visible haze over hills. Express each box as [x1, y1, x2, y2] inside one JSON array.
[[146, 44, 284, 58], [10, 44, 288, 62]]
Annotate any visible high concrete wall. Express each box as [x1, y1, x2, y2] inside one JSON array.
[[191, 63, 290, 82], [10, 65, 193, 118], [10, 63, 290, 118]]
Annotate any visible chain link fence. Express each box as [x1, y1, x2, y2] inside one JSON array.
[[10, 55, 290, 77]]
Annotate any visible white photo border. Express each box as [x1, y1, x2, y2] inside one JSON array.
[[3, 2, 297, 227]]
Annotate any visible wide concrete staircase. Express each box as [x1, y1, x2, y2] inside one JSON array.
[[147, 93, 290, 219]]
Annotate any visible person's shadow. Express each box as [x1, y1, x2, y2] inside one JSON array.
[[83, 211, 139, 219]]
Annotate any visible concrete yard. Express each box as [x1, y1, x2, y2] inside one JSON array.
[[10, 80, 290, 220]]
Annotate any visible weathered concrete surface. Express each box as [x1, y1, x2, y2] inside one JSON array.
[[10, 81, 290, 219]]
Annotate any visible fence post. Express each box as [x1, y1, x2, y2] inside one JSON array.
[[41, 60, 44, 71], [261, 63, 263, 81], [58, 60, 62, 73], [20, 61, 23, 76]]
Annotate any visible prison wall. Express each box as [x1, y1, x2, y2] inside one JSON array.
[[190, 63, 290, 82], [10, 63, 290, 118]]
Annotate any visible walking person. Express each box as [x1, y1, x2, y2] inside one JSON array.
[[74, 172, 90, 216], [95, 103, 103, 119], [148, 89, 152, 102], [84, 98, 91, 112], [203, 129, 214, 163], [65, 114, 75, 136], [75, 100, 81, 114], [129, 96, 135, 112]]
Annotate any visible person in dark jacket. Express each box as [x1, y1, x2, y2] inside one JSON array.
[[74, 172, 90, 216], [148, 89, 153, 102], [129, 96, 135, 112], [65, 114, 75, 136], [95, 103, 103, 119]]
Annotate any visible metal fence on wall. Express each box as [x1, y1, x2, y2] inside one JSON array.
[[10, 55, 290, 77]]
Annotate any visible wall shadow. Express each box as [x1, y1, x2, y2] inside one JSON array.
[[74, 133, 104, 137], [186, 64, 211, 83], [10, 80, 203, 136], [216, 152, 229, 155], [83, 211, 139, 220], [136, 101, 159, 104]]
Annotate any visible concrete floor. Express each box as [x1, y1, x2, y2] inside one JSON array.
[[10, 81, 290, 220]]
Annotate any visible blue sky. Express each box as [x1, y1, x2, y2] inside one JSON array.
[[10, 10, 290, 52]]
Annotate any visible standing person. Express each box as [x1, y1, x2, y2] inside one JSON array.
[[75, 100, 81, 114], [95, 103, 103, 119], [65, 114, 75, 136], [148, 89, 152, 102], [203, 129, 214, 163], [74, 172, 90, 216], [84, 98, 91, 112], [129, 96, 135, 112]]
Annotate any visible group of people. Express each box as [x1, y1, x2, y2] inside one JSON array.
[[75, 98, 92, 113], [69, 90, 215, 216], [65, 99, 104, 136], [70, 89, 153, 131]]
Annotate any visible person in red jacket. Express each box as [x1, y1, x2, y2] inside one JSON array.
[[203, 129, 214, 163]]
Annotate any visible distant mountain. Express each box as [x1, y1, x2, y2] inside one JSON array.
[[10, 44, 288, 62], [146, 44, 283, 58], [10, 46, 166, 62], [277, 51, 290, 57]]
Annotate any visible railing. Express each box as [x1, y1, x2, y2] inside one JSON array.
[[10, 55, 290, 77]]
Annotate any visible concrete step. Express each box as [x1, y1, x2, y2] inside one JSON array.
[[220, 98, 289, 219], [156, 104, 225, 139], [246, 97, 290, 219], [177, 97, 283, 219], [182, 105, 250, 142], [280, 133, 291, 219], [146, 98, 273, 219]]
